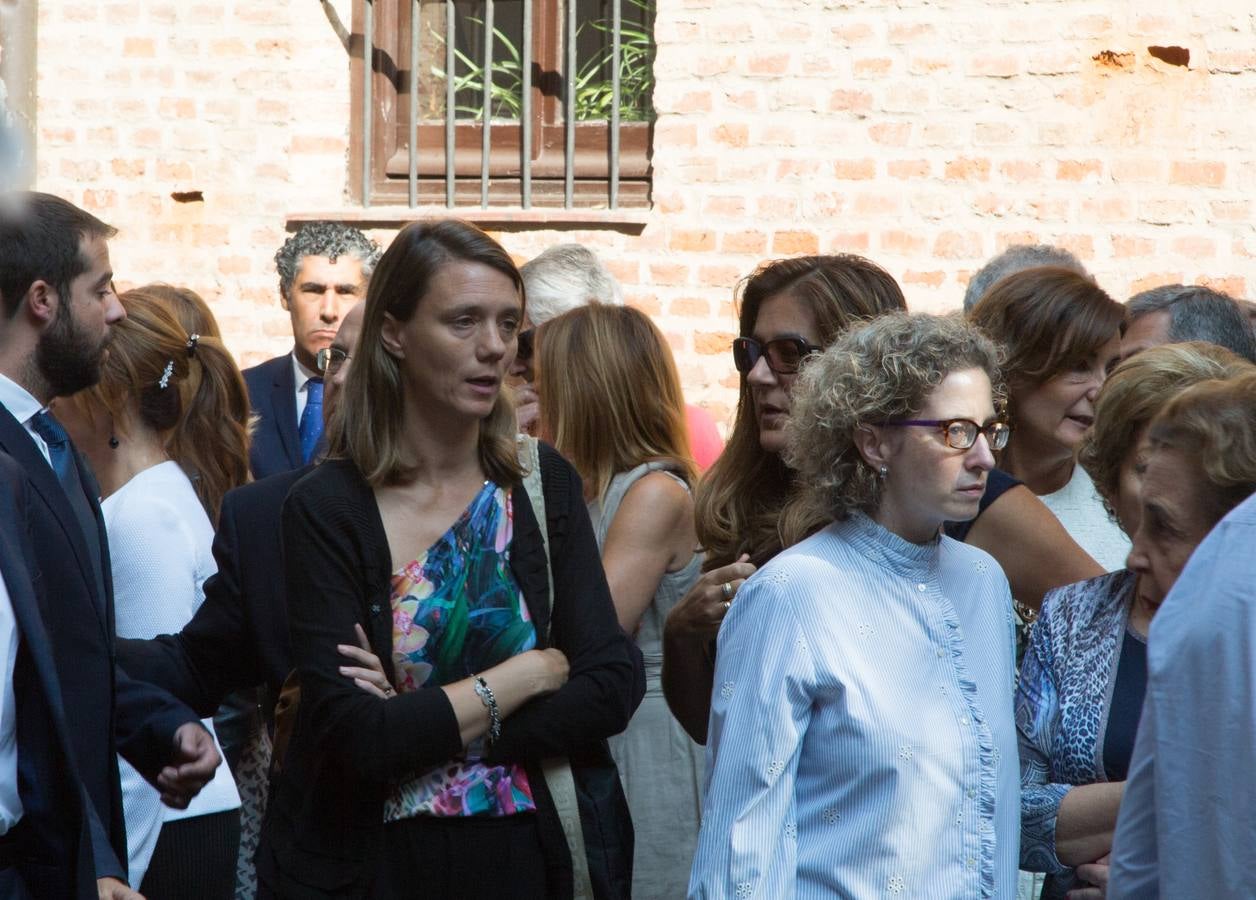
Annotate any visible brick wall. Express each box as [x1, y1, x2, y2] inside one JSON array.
[[32, 1, 1256, 427]]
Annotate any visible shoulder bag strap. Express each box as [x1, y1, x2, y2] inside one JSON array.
[[516, 435, 594, 900]]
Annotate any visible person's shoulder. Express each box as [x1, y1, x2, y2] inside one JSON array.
[[222, 465, 310, 521], [1040, 569, 1133, 633], [284, 458, 369, 517], [242, 353, 288, 378]]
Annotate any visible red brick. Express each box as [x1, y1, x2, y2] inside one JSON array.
[[290, 136, 344, 154], [833, 159, 876, 180], [853, 57, 893, 78], [934, 231, 984, 259], [854, 194, 901, 217], [712, 124, 749, 148], [1111, 235, 1156, 258], [945, 158, 992, 181], [723, 90, 759, 111], [1194, 275, 1246, 297], [1000, 160, 1044, 183], [669, 230, 716, 252], [648, 263, 689, 286], [1057, 159, 1103, 182], [869, 122, 912, 146], [777, 159, 824, 179], [122, 37, 156, 57], [1129, 273, 1185, 296], [880, 230, 928, 255], [887, 159, 931, 179], [831, 23, 875, 45], [699, 265, 745, 287], [1170, 161, 1225, 187], [1171, 236, 1217, 258], [703, 196, 746, 217], [903, 270, 947, 288], [888, 23, 934, 44], [831, 232, 871, 252], [772, 231, 820, 255], [669, 297, 712, 317], [629, 294, 663, 316], [828, 90, 874, 113], [722, 231, 768, 254], [694, 332, 736, 356], [969, 54, 1019, 78], [756, 197, 798, 219], [747, 54, 790, 76]]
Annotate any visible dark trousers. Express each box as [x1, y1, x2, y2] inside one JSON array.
[[140, 809, 241, 900]]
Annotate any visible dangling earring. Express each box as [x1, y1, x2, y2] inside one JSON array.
[[878, 464, 888, 480], [109, 435, 120, 449]]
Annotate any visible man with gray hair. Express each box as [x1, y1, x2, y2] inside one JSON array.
[[1120, 283, 1256, 364], [243, 222, 380, 479], [962, 243, 1089, 311]]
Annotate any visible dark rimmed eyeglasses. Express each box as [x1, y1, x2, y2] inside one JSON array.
[[316, 346, 349, 375], [884, 418, 1012, 451], [516, 328, 536, 362], [732, 336, 821, 375]]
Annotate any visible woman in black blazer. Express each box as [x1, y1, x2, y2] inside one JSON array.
[[256, 220, 642, 899]]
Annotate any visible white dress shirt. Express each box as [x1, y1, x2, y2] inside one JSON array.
[[0, 567, 22, 834], [0, 373, 51, 466], [291, 352, 320, 425], [690, 514, 1021, 899]]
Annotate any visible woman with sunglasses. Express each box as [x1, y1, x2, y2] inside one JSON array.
[[662, 255, 908, 743], [691, 312, 1020, 897]]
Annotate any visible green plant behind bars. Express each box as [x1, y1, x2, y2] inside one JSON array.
[[430, 1, 654, 123]]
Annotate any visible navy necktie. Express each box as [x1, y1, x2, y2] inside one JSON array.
[[29, 410, 76, 488], [298, 377, 324, 465]]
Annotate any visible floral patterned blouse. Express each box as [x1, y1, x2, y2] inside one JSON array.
[[383, 481, 537, 820], [1016, 568, 1139, 899]]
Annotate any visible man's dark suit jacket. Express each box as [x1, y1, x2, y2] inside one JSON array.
[[0, 403, 196, 881], [0, 453, 99, 899], [243, 354, 302, 480], [118, 467, 306, 720]]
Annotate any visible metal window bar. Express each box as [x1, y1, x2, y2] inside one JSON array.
[[480, 0, 494, 208], [610, 0, 620, 209], [362, 0, 374, 207], [564, 0, 575, 208], [521, 0, 532, 209], [408, 0, 419, 207], [445, 0, 456, 207]]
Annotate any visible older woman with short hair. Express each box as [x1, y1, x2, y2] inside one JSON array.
[[1016, 343, 1255, 900], [690, 312, 1020, 898]]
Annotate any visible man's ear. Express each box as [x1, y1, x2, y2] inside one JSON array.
[[379, 312, 404, 360], [278, 287, 291, 312], [853, 424, 896, 471], [23, 280, 58, 326]]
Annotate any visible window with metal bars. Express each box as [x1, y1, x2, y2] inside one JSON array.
[[350, 0, 655, 210]]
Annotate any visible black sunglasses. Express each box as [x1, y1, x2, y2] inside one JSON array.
[[516, 328, 536, 362], [732, 336, 821, 375], [883, 418, 1012, 451]]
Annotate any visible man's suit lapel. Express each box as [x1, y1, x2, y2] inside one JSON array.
[[0, 405, 110, 634], [270, 357, 301, 470]]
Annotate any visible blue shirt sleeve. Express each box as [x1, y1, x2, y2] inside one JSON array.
[[688, 575, 816, 899]]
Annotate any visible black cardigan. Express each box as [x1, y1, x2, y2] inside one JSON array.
[[256, 445, 643, 898]]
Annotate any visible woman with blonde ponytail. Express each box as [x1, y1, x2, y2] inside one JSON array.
[[54, 290, 247, 897]]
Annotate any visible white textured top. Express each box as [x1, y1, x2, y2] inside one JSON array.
[[689, 514, 1020, 899], [1039, 464, 1130, 572], [103, 461, 240, 886]]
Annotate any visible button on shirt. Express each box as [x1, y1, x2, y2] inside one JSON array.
[[689, 514, 1020, 899]]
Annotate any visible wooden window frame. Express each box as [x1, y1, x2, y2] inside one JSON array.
[[349, 0, 653, 209]]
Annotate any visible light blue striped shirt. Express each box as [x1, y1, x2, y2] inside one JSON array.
[[1108, 493, 1256, 899], [689, 513, 1020, 899]]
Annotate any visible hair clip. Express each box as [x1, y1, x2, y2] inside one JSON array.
[[186, 333, 200, 357], [158, 360, 175, 390]]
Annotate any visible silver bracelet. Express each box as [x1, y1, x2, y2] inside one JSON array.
[[473, 675, 502, 744]]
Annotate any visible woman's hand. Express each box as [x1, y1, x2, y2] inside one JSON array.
[[522, 647, 569, 695], [338, 623, 396, 699], [1068, 854, 1110, 899], [665, 554, 757, 643]]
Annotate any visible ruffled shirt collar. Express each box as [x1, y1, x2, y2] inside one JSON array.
[[832, 511, 940, 579]]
